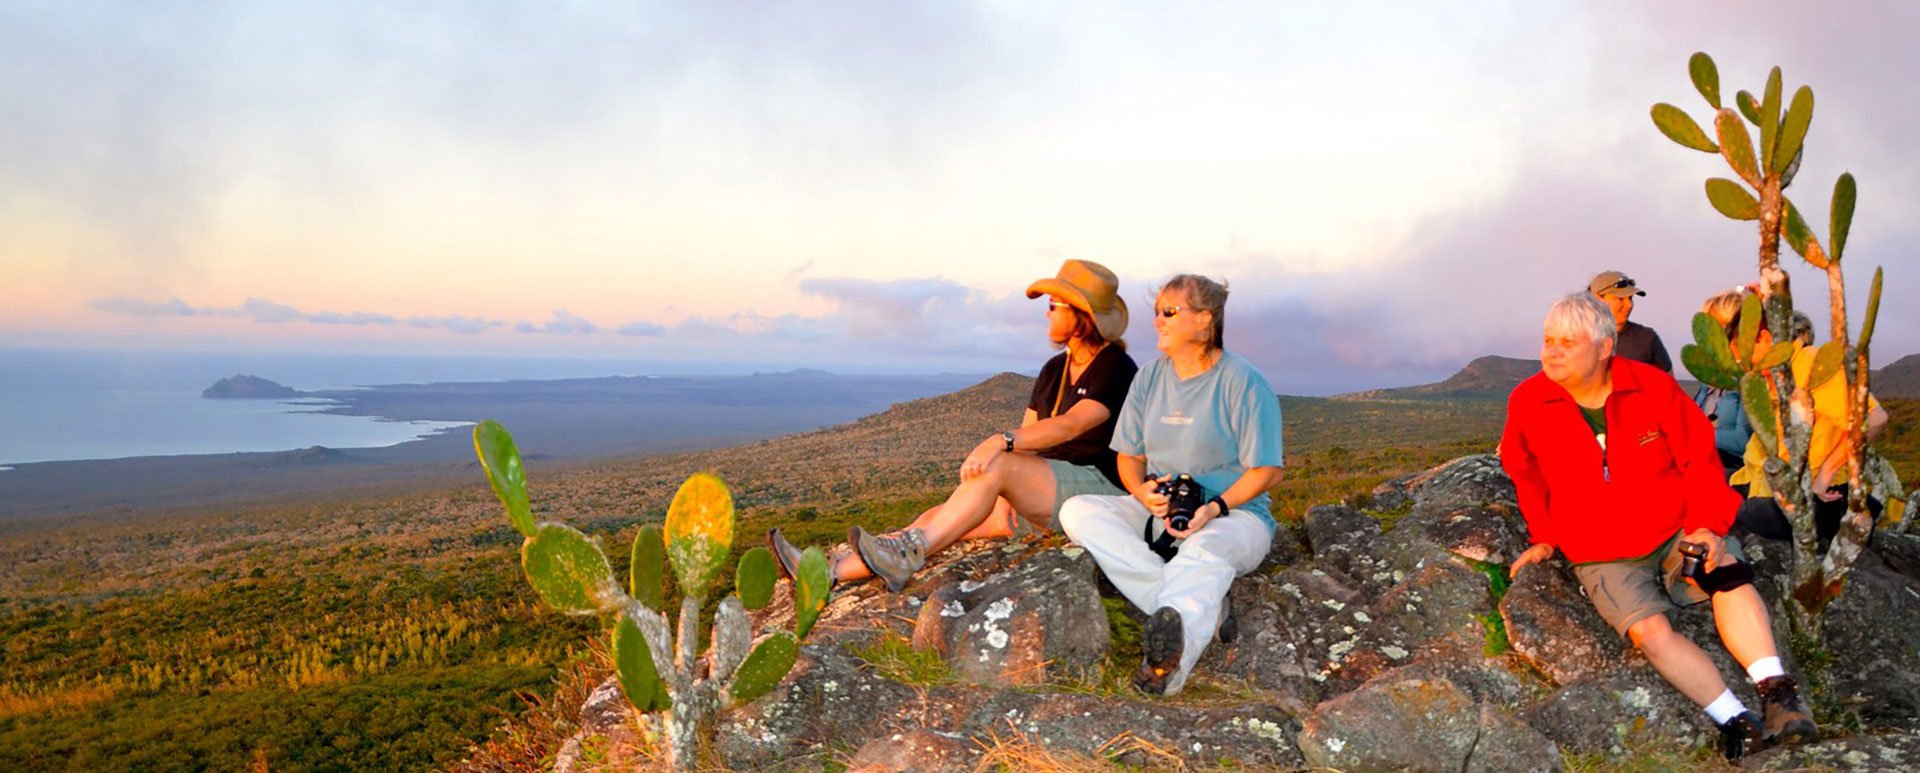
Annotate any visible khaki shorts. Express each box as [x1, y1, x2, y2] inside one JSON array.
[[1045, 459, 1126, 523], [1571, 532, 1748, 638]]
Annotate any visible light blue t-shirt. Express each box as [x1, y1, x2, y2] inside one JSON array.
[[1111, 350, 1285, 529]]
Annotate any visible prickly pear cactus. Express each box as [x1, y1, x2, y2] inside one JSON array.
[[471, 422, 818, 770], [1654, 52, 1901, 636]]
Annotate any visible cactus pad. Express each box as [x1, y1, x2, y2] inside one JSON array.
[[1683, 345, 1741, 392], [473, 420, 535, 538], [1831, 172, 1856, 263], [1741, 373, 1779, 455], [728, 632, 799, 706], [1704, 177, 1758, 221], [522, 522, 623, 615], [1758, 67, 1782, 169], [792, 547, 831, 639], [736, 547, 776, 610], [1714, 109, 1759, 185], [1652, 103, 1717, 153], [1688, 52, 1720, 108], [1808, 341, 1846, 389], [1735, 294, 1763, 364], [664, 473, 736, 600], [1774, 86, 1813, 176], [1782, 199, 1815, 261], [1860, 268, 1882, 351], [630, 524, 666, 611], [613, 610, 667, 711], [1735, 90, 1762, 126]]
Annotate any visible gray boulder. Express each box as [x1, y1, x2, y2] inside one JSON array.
[[1521, 666, 1715, 755], [847, 729, 977, 772], [1823, 537, 1920, 724], [1305, 504, 1395, 593], [1743, 729, 1920, 770], [1499, 562, 1625, 685], [1298, 674, 1559, 771], [910, 546, 1109, 685]]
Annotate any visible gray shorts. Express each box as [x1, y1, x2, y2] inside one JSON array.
[[1571, 532, 1748, 638], [1045, 459, 1126, 521]]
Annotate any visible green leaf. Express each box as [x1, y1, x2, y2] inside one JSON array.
[[1773, 86, 1813, 176], [1704, 177, 1759, 220], [612, 611, 665, 712], [1715, 109, 1759, 184], [1652, 103, 1717, 153], [1688, 52, 1721, 108], [1809, 341, 1846, 389], [736, 547, 776, 611], [728, 632, 798, 706], [1741, 373, 1779, 453], [522, 522, 623, 615], [664, 473, 736, 600], [474, 420, 535, 538], [1831, 172, 1856, 263], [1783, 198, 1814, 258], [793, 547, 831, 639], [1683, 345, 1742, 391], [1691, 311, 1738, 371], [1736, 90, 1762, 125], [630, 524, 665, 611], [1759, 67, 1782, 171], [1860, 267, 1883, 351], [1736, 294, 1763, 365]]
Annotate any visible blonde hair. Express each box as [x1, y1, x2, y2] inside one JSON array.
[[1155, 274, 1229, 350], [1701, 289, 1746, 329]]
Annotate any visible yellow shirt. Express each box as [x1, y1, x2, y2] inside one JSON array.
[[1734, 346, 1880, 498]]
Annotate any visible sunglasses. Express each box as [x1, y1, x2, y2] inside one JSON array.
[[1156, 306, 1187, 318], [1048, 301, 1073, 313], [1607, 278, 1636, 290]]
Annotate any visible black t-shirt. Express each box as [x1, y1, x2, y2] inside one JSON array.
[[1028, 345, 1138, 487], [1616, 321, 1672, 373]]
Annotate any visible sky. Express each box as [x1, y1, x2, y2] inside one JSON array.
[[3, 2, 1916, 394]]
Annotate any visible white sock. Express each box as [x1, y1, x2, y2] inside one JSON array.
[[1704, 689, 1747, 724], [1747, 656, 1785, 683]]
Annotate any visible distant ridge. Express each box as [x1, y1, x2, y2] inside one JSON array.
[[1875, 353, 1920, 399], [203, 374, 302, 399], [1334, 355, 1538, 401]]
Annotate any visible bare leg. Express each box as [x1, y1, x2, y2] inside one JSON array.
[[1704, 552, 1779, 667], [913, 452, 1059, 553], [1628, 613, 1733, 707]]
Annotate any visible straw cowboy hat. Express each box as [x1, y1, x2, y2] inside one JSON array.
[[1026, 259, 1129, 342]]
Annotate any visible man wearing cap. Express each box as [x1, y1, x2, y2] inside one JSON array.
[[1590, 270, 1672, 373]]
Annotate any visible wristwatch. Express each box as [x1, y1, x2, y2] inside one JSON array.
[[1002, 430, 1016, 452]]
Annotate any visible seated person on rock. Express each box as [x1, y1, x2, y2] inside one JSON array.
[[1690, 288, 1754, 479], [767, 260, 1139, 592], [1057, 273, 1283, 697], [1729, 314, 1890, 552], [1500, 292, 1817, 760]]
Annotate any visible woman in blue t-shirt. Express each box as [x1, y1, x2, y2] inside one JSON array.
[[767, 260, 1139, 593], [1058, 273, 1284, 696]]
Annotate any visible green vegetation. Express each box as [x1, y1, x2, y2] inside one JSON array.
[[849, 633, 952, 687], [1467, 559, 1514, 656]]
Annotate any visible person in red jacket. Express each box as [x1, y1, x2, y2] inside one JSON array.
[[1500, 292, 1815, 760]]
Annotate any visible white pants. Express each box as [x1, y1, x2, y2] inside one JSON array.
[[1057, 494, 1272, 694]]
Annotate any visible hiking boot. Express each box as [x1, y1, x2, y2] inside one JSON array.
[[849, 525, 926, 593], [1757, 675, 1819, 745], [1133, 607, 1185, 696], [1718, 710, 1768, 760], [766, 528, 805, 581], [1216, 606, 1238, 645]]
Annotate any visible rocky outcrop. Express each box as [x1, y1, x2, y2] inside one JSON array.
[[551, 454, 1920, 769], [202, 374, 301, 398]]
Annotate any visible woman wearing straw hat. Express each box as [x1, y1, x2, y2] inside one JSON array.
[[767, 259, 1139, 592]]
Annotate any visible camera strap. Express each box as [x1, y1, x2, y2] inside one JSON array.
[[1143, 518, 1179, 562]]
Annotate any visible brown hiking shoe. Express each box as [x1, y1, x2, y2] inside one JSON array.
[[1718, 710, 1768, 760], [849, 525, 926, 593], [1133, 607, 1186, 696], [1757, 675, 1819, 745]]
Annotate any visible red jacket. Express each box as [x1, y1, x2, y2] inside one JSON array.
[[1499, 357, 1738, 563]]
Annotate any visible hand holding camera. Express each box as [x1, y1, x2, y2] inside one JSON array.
[[1154, 473, 1210, 532]]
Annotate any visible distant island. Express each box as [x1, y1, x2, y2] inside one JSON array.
[[202, 374, 303, 399]]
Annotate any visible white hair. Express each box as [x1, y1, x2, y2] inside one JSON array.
[[1544, 292, 1616, 346]]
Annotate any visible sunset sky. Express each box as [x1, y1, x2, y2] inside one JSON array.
[[4, 2, 1915, 392]]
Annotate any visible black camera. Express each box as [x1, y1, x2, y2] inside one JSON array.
[[1155, 473, 1207, 531], [1678, 541, 1708, 579]]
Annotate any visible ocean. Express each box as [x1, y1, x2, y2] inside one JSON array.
[[0, 348, 676, 466]]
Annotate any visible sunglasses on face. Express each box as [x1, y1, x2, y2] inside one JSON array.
[[1156, 306, 1187, 318], [1048, 301, 1072, 313]]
